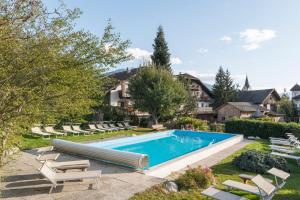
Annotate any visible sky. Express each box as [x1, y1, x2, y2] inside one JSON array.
[[43, 0, 300, 93]]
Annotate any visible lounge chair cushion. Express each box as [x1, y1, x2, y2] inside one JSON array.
[[267, 168, 290, 180], [46, 160, 90, 171], [222, 180, 260, 195], [202, 187, 248, 200], [251, 175, 276, 196]]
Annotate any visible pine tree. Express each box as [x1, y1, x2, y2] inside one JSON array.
[[151, 25, 172, 73], [212, 67, 237, 108]]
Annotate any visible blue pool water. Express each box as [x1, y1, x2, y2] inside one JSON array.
[[88, 130, 234, 167]]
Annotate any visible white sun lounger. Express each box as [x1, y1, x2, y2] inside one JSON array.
[[44, 126, 66, 137], [72, 125, 92, 135], [201, 186, 248, 200], [109, 123, 124, 130], [46, 160, 90, 172], [269, 145, 293, 150], [37, 146, 54, 154], [267, 168, 290, 188], [223, 175, 277, 200], [31, 127, 52, 139], [40, 162, 101, 193], [124, 122, 137, 129], [102, 124, 118, 131], [270, 140, 292, 146], [87, 124, 105, 133], [62, 125, 80, 136], [36, 153, 60, 163], [270, 146, 296, 154], [271, 152, 300, 165]]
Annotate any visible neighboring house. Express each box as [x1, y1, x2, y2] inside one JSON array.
[[216, 102, 282, 122], [291, 83, 300, 111], [108, 68, 148, 117], [216, 77, 282, 122], [216, 102, 260, 122], [176, 73, 216, 121]]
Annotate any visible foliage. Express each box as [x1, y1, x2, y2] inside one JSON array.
[[209, 123, 225, 132], [278, 96, 299, 122], [233, 150, 288, 174], [225, 119, 300, 139], [128, 67, 188, 124], [167, 117, 209, 131], [151, 25, 172, 73], [176, 76, 198, 116], [176, 166, 215, 190], [0, 1, 130, 163], [212, 67, 237, 108]]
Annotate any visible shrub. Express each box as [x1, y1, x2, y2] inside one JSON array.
[[233, 150, 288, 173], [209, 123, 225, 132], [175, 166, 215, 190], [167, 117, 209, 131], [225, 119, 300, 139]]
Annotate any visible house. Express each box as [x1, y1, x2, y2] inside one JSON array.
[[216, 77, 282, 122], [176, 73, 216, 121], [291, 83, 300, 111], [216, 102, 261, 121], [290, 84, 300, 122], [108, 68, 149, 117]]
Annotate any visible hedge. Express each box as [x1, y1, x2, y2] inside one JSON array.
[[225, 119, 300, 139]]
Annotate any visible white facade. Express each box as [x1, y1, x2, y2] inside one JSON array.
[[291, 90, 300, 110]]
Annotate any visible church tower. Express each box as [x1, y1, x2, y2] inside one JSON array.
[[242, 75, 251, 91]]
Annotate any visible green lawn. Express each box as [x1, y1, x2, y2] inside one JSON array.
[[131, 140, 300, 200], [20, 128, 154, 150]]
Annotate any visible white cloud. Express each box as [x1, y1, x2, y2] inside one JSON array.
[[127, 48, 152, 61], [240, 29, 276, 51], [197, 48, 208, 54], [220, 35, 232, 43], [171, 57, 182, 65]]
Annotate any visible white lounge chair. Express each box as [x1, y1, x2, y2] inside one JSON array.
[[267, 168, 290, 188], [44, 126, 66, 137], [102, 124, 118, 131], [201, 186, 248, 200], [223, 175, 277, 200], [72, 125, 92, 135], [123, 122, 137, 129], [31, 127, 52, 139], [46, 160, 90, 172], [270, 140, 292, 146], [271, 152, 300, 165], [87, 124, 105, 133], [270, 146, 296, 154], [36, 153, 60, 163], [117, 123, 130, 130], [109, 123, 124, 130], [62, 125, 80, 136], [37, 146, 54, 154], [40, 162, 101, 193]]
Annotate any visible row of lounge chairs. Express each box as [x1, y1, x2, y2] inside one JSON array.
[[269, 133, 300, 165], [35, 146, 101, 193], [31, 122, 137, 139], [202, 167, 290, 200]]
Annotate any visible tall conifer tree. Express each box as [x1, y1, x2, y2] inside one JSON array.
[[151, 25, 172, 73]]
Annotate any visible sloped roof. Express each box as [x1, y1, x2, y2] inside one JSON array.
[[291, 84, 300, 91], [177, 73, 214, 97], [227, 102, 258, 112], [109, 68, 140, 81], [236, 89, 280, 104]]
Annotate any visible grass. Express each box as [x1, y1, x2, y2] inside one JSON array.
[[19, 128, 154, 150], [131, 140, 300, 200]]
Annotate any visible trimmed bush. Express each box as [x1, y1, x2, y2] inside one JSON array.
[[233, 150, 288, 173], [175, 166, 215, 190], [166, 117, 209, 131], [225, 119, 300, 139]]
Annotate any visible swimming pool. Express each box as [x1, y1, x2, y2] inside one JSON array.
[[87, 130, 235, 168]]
